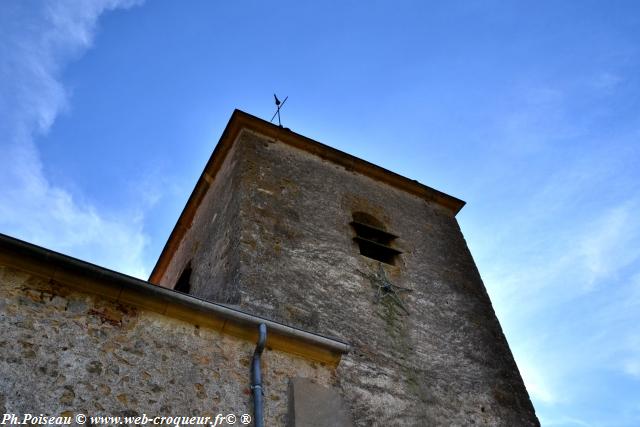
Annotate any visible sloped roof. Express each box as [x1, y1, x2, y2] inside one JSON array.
[[149, 109, 465, 284]]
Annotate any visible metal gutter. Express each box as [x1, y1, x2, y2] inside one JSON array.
[[251, 324, 267, 427], [0, 233, 351, 364]]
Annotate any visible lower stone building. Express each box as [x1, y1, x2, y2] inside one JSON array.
[[0, 110, 539, 426]]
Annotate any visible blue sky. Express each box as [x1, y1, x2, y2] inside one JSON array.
[[1, 1, 639, 425]]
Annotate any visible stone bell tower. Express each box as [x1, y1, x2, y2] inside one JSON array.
[[149, 110, 539, 426]]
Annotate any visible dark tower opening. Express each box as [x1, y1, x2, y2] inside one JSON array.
[[174, 263, 192, 294], [350, 212, 401, 265]]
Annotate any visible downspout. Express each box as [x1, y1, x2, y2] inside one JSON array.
[[251, 323, 267, 427]]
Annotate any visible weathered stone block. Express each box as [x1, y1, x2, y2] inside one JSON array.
[[287, 377, 353, 427]]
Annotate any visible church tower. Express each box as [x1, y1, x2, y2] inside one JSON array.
[[149, 110, 538, 425]]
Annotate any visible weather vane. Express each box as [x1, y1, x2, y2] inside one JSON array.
[[270, 94, 288, 127]]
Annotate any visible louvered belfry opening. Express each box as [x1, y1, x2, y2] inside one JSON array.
[[350, 212, 401, 265]]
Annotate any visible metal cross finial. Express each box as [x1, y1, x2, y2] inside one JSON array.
[[270, 94, 288, 127], [358, 264, 413, 315]]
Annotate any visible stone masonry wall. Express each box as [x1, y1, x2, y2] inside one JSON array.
[[0, 266, 333, 425], [157, 141, 244, 305], [208, 130, 538, 426]]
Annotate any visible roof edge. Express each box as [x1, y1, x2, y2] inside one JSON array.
[[149, 109, 466, 283], [0, 232, 350, 365]]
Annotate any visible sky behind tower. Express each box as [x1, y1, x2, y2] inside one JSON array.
[[1, 1, 639, 425]]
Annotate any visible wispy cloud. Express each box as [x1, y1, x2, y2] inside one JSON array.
[[517, 355, 557, 405], [543, 416, 591, 427], [590, 72, 623, 94], [0, 0, 147, 277], [578, 200, 640, 289], [464, 77, 640, 423]]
